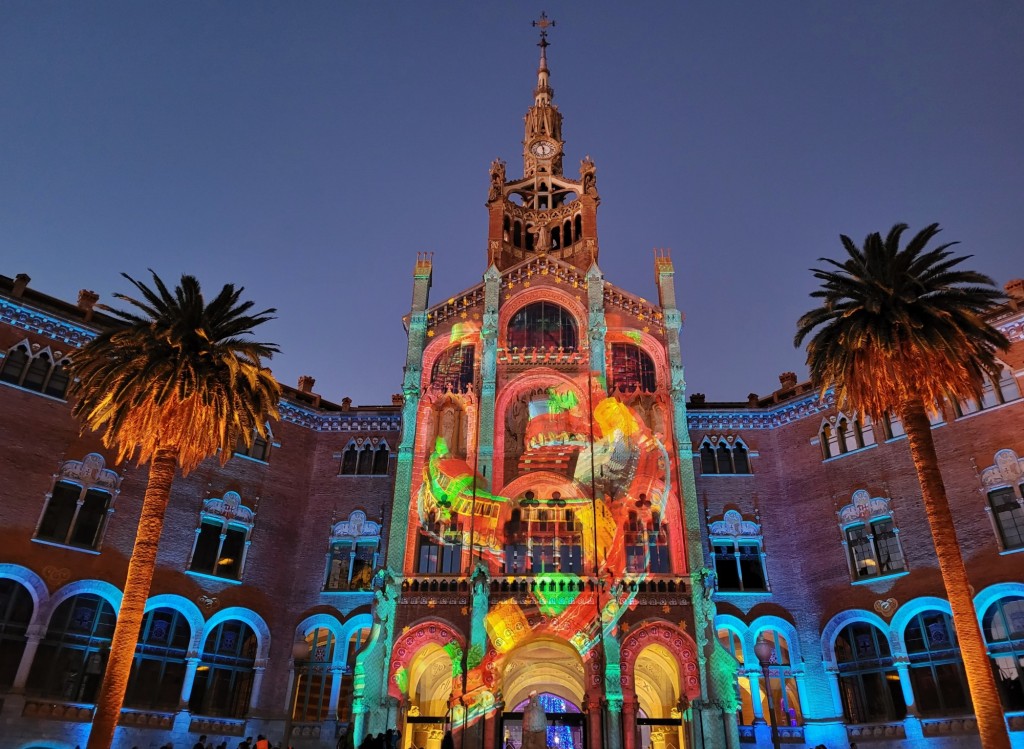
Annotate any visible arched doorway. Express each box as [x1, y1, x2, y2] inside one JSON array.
[[406, 643, 458, 749], [500, 639, 586, 749], [633, 644, 684, 749]]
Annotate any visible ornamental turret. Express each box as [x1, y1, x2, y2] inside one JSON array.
[[486, 13, 600, 273]]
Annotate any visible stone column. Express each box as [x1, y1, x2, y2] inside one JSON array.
[[329, 666, 344, 716], [605, 696, 624, 749], [249, 660, 267, 713], [747, 671, 765, 723], [622, 697, 638, 749], [179, 655, 202, 707], [11, 624, 46, 691], [894, 660, 918, 717], [823, 665, 844, 718], [586, 696, 603, 749]]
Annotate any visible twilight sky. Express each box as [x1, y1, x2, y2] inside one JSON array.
[[2, 2, 1022, 406]]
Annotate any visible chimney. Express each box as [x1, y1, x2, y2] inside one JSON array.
[[297, 375, 315, 393], [341, 397, 352, 412], [77, 289, 100, 321], [1005, 279, 1024, 306], [12, 274, 30, 297], [391, 393, 404, 406], [689, 393, 706, 407], [779, 372, 798, 390], [747, 393, 759, 407]]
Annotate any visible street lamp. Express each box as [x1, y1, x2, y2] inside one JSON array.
[[281, 639, 312, 749], [754, 634, 782, 749]]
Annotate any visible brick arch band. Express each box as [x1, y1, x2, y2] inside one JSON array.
[[619, 621, 701, 701], [388, 620, 466, 699]]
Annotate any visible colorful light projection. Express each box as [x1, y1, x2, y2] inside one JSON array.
[[512, 693, 581, 748], [408, 374, 678, 724]]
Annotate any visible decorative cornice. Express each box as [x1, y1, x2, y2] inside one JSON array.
[[687, 391, 835, 431], [278, 401, 402, 433], [0, 298, 99, 347]]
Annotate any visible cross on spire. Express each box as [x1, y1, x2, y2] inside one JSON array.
[[532, 11, 556, 48]]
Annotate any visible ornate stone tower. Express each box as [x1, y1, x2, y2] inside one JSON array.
[[356, 17, 730, 749], [486, 15, 600, 273]]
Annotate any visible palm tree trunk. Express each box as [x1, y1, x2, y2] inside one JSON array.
[[899, 397, 1009, 749], [87, 448, 178, 749]]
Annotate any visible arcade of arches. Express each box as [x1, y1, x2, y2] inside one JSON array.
[[393, 633, 693, 749]]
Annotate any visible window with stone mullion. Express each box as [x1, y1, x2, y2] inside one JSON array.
[[990, 486, 1024, 550]]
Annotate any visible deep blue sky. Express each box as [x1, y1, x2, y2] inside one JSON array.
[[3, 2, 1022, 406]]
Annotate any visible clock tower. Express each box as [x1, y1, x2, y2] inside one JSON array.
[[486, 13, 600, 272]]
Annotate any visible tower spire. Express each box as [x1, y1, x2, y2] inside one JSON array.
[[532, 12, 555, 106]]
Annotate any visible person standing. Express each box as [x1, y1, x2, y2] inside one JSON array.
[[193, 736, 207, 749]]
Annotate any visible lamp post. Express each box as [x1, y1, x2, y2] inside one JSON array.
[[754, 634, 782, 749], [282, 639, 311, 749]]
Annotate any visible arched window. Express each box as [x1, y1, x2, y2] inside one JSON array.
[[0, 344, 29, 384], [574, 214, 582, 240], [513, 221, 523, 248], [699, 437, 752, 475], [372, 443, 390, 475], [188, 492, 254, 581], [35, 454, 121, 551], [820, 413, 875, 460], [340, 444, 358, 475], [609, 343, 656, 393], [292, 627, 336, 722], [700, 443, 717, 474], [754, 629, 803, 727], [952, 361, 1021, 416], [551, 226, 560, 249], [563, 219, 572, 246], [189, 620, 257, 718], [431, 344, 475, 393], [904, 610, 970, 716], [833, 621, 905, 723], [0, 345, 70, 398], [123, 607, 190, 710], [981, 596, 1024, 710], [27, 593, 116, 702], [0, 579, 34, 688], [507, 301, 577, 351], [356, 444, 374, 475], [717, 627, 756, 725]]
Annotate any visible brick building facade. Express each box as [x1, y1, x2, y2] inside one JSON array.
[[1, 27, 1024, 749]]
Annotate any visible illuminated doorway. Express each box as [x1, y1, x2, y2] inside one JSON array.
[[500, 638, 587, 749], [633, 644, 685, 749], [503, 693, 585, 749]]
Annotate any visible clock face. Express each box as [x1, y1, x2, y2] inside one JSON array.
[[530, 140, 557, 158]]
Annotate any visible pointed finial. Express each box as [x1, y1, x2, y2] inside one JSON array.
[[531, 12, 556, 106]]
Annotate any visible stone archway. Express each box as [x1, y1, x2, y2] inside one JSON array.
[[389, 620, 466, 700]]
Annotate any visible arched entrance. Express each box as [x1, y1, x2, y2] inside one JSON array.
[[620, 622, 700, 749], [633, 644, 684, 749], [500, 638, 587, 749], [406, 643, 457, 749]]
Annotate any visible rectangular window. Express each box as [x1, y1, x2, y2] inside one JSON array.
[[713, 544, 741, 591], [737, 544, 766, 590], [417, 538, 440, 574], [189, 521, 247, 580], [847, 525, 879, 578], [873, 520, 905, 574], [504, 543, 529, 574], [991, 488, 1024, 550], [325, 544, 352, 591]]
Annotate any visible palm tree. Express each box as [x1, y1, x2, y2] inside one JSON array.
[[795, 223, 1010, 748], [69, 271, 281, 749]]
